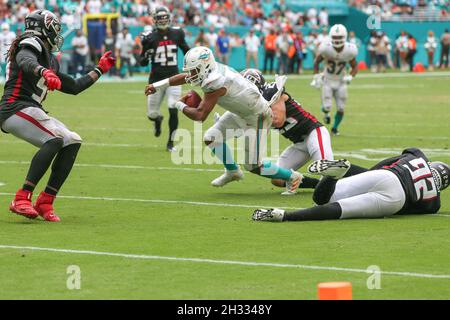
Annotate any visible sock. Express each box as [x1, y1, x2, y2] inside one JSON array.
[[313, 176, 338, 205], [332, 111, 344, 130], [44, 186, 58, 196], [47, 143, 81, 192], [22, 184, 35, 193], [344, 164, 369, 177], [259, 161, 293, 180], [284, 202, 342, 221], [168, 108, 178, 143], [25, 138, 64, 186], [299, 176, 320, 189], [211, 142, 238, 171]]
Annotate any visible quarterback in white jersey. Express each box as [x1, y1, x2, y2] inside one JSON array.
[[311, 24, 358, 135], [145, 46, 303, 195]]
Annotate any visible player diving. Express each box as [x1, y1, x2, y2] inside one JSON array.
[[311, 24, 358, 136], [0, 10, 115, 222], [145, 46, 304, 195], [140, 5, 190, 152], [253, 148, 449, 222], [241, 68, 334, 192]]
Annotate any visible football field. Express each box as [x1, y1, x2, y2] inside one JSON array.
[[0, 72, 449, 299]]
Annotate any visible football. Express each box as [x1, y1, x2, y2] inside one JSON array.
[[184, 90, 202, 108]]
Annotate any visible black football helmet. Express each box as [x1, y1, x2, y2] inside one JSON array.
[[152, 6, 171, 30], [430, 161, 450, 191], [240, 68, 266, 92], [25, 10, 63, 52]]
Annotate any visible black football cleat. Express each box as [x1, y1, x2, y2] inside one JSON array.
[[324, 114, 331, 125], [154, 115, 163, 137], [331, 128, 339, 136], [166, 141, 176, 152]]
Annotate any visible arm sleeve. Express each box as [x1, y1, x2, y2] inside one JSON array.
[[57, 71, 96, 95], [15, 48, 42, 75]]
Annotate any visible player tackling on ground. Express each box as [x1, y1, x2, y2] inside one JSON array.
[[145, 46, 303, 195], [241, 68, 334, 193], [311, 24, 358, 135], [253, 148, 449, 222], [140, 6, 190, 152], [0, 10, 115, 222]]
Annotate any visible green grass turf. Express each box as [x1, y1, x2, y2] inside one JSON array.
[[0, 73, 449, 299]]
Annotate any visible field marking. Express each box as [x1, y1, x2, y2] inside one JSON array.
[[0, 160, 224, 173], [0, 193, 297, 210], [0, 192, 448, 218], [1, 244, 450, 280], [0, 182, 5, 187]]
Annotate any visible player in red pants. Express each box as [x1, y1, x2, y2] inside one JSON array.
[[0, 10, 115, 221]]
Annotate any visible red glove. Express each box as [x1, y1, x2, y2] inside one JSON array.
[[42, 69, 61, 91], [97, 51, 116, 74]]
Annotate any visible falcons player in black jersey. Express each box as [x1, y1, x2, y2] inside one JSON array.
[[140, 6, 190, 152], [241, 69, 334, 193], [253, 148, 450, 222], [0, 10, 115, 222]]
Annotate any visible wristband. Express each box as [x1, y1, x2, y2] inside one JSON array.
[[93, 67, 103, 77], [174, 101, 188, 112], [37, 66, 46, 76], [153, 78, 170, 91]]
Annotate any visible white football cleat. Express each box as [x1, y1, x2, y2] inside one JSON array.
[[308, 159, 351, 179], [252, 208, 285, 222], [282, 170, 303, 195], [211, 166, 244, 187]]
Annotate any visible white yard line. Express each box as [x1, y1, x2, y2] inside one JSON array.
[[0, 244, 449, 279], [0, 193, 296, 210], [0, 182, 5, 187], [0, 160, 223, 172]]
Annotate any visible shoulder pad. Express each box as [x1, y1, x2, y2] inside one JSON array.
[[19, 37, 43, 53]]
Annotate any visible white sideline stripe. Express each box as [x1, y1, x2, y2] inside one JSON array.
[[0, 193, 296, 210], [0, 160, 224, 173], [1, 245, 450, 279], [0, 192, 448, 218]]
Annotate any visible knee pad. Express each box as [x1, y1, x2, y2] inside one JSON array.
[[58, 131, 82, 147]]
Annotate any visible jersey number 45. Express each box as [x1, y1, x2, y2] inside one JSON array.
[[154, 45, 177, 66]]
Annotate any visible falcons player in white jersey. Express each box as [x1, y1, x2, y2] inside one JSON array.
[[145, 46, 303, 195], [311, 24, 358, 136]]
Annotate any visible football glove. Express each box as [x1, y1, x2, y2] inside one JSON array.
[[310, 73, 323, 89], [97, 51, 116, 74], [41, 68, 61, 91], [342, 75, 353, 84]]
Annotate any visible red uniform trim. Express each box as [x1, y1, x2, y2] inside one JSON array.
[[7, 70, 23, 103], [316, 127, 325, 159], [15, 111, 55, 137], [290, 99, 318, 123]]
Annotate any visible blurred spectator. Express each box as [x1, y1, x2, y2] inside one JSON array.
[[319, 7, 329, 27], [375, 32, 390, 73], [305, 31, 319, 57], [348, 31, 362, 49], [368, 31, 377, 72], [440, 28, 449, 69], [216, 29, 230, 64], [306, 7, 318, 28], [276, 29, 292, 75], [425, 30, 438, 70], [407, 34, 417, 71], [244, 29, 260, 69], [396, 31, 409, 71], [205, 26, 218, 53], [0, 22, 15, 76], [229, 33, 243, 49], [87, 0, 102, 14], [71, 29, 89, 75], [263, 28, 277, 74], [116, 28, 135, 78], [102, 28, 116, 76], [316, 28, 329, 47], [289, 31, 305, 74], [194, 29, 208, 47]]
